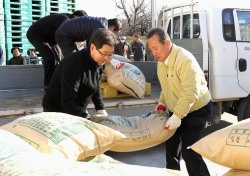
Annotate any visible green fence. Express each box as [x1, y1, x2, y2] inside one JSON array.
[[0, 0, 76, 64]]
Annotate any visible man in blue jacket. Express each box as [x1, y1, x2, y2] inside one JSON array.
[[43, 29, 116, 118], [26, 10, 87, 90], [55, 16, 124, 69]]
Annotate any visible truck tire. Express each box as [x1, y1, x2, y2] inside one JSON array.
[[237, 96, 250, 121]]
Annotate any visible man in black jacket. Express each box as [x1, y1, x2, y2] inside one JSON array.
[[26, 10, 87, 90], [42, 29, 116, 118], [55, 16, 124, 69]]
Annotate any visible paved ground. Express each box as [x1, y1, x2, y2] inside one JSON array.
[[0, 82, 240, 175]]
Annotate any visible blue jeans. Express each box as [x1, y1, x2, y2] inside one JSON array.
[[165, 101, 212, 176]]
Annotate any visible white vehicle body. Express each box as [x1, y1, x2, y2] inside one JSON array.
[[157, 0, 250, 122]]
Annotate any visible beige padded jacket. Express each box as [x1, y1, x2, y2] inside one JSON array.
[[158, 44, 211, 118]]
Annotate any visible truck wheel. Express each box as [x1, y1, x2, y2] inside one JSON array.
[[237, 96, 250, 121]]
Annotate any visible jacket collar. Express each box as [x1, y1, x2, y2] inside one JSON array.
[[167, 44, 179, 68], [83, 48, 99, 69]]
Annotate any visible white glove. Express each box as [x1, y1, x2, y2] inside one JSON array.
[[110, 59, 125, 69], [96, 110, 108, 116], [164, 114, 181, 130], [155, 103, 166, 111]]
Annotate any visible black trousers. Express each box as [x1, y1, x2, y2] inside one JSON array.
[[27, 28, 59, 87], [55, 29, 77, 58], [165, 101, 212, 176]]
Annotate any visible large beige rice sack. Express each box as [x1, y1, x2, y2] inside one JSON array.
[[0, 129, 35, 160], [105, 62, 146, 98], [0, 151, 168, 176], [0, 128, 121, 165], [91, 111, 176, 152], [0, 112, 125, 161], [191, 118, 250, 170]]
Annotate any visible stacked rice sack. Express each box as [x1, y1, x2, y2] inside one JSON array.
[[0, 113, 170, 176], [0, 112, 125, 161], [191, 118, 250, 175]]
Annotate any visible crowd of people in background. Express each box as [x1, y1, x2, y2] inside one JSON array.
[[114, 33, 155, 62], [5, 10, 155, 68], [6, 32, 155, 66]]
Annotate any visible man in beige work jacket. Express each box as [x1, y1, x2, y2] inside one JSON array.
[[147, 27, 211, 176]]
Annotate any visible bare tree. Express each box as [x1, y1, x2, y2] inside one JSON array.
[[115, 0, 151, 36]]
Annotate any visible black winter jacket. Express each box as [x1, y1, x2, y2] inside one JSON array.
[[42, 49, 105, 116], [27, 13, 71, 45], [58, 16, 108, 42], [8, 55, 26, 65]]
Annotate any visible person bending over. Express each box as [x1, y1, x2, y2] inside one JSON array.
[[43, 29, 117, 118]]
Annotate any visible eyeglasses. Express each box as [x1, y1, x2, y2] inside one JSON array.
[[97, 49, 113, 59]]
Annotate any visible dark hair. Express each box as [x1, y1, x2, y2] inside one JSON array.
[[89, 29, 116, 49], [27, 49, 36, 55], [73, 10, 88, 17], [11, 47, 21, 54], [147, 27, 168, 45], [108, 18, 122, 32]]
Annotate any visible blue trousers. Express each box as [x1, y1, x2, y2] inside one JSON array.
[[165, 102, 211, 176]]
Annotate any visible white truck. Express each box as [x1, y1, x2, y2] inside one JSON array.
[[157, 0, 250, 123]]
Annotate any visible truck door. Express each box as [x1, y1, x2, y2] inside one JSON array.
[[233, 10, 250, 93]]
